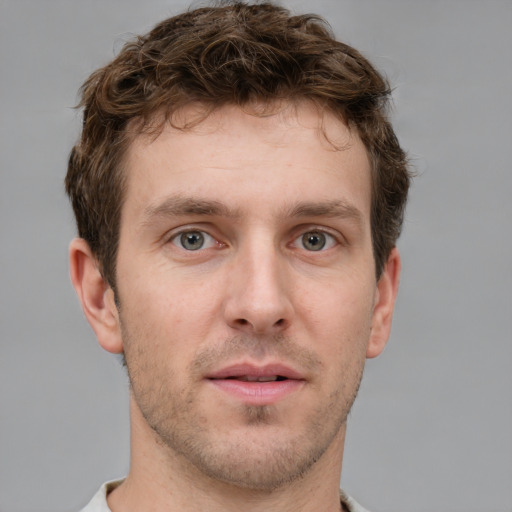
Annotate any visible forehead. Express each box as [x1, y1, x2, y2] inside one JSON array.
[[122, 101, 372, 222]]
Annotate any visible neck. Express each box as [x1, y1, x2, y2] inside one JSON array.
[[107, 396, 346, 512]]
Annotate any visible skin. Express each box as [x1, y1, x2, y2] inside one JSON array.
[[70, 102, 401, 512]]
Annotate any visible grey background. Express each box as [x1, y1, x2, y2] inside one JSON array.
[[1, 1, 511, 511]]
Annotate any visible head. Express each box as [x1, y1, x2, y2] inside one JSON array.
[[66, 1, 410, 494], [65, 1, 409, 292]]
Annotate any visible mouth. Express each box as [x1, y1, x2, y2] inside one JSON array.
[[223, 375, 288, 382], [206, 363, 305, 405]]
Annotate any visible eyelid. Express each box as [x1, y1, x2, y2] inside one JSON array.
[[164, 224, 343, 252], [289, 227, 341, 251], [168, 228, 220, 250]]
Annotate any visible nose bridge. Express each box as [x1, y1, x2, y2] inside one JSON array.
[[224, 232, 292, 333]]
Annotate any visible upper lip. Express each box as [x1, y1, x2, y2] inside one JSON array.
[[206, 363, 306, 381]]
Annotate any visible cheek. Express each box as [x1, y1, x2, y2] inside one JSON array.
[[118, 267, 222, 350], [298, 271, 376, 336], [295, 275, 376, 382]]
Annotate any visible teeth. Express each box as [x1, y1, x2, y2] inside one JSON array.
[[239, 376, 278, 382]]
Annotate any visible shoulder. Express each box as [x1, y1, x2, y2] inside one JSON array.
[[340, 489, 372, 512], [79, 480, 124, 512]]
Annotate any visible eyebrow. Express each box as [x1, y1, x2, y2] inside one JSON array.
[[141, 196, 241, 225], [284, 200, 364, 225], [140, 195, 363, 227]]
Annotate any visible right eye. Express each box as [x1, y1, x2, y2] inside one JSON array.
[[171, 230, 217, 251]]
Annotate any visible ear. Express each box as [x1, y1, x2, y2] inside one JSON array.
[[69, 238, 123, 354], [366, 247, 401, 359]]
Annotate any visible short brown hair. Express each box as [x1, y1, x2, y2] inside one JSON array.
[[66, 1, 410, 288]]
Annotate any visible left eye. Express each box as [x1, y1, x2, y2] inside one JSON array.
[[294, 231, 337, 251], [171, 230, 217, 251]]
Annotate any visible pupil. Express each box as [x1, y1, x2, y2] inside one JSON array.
[[181, 231, 204, 250], [303, 232, 325, 251]]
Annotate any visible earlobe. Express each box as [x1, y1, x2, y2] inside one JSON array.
[[366, 248, 401, 359], [69, 238, 123, 354]]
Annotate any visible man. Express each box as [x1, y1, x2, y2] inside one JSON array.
[[66, 2, 410, 511]]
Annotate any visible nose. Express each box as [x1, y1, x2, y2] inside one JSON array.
[[223, 241, 294, 335]]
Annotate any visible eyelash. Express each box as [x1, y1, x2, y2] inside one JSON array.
[[290, 230, 338, 252], [170, 230, 220, 251], [168, 228, 339, 253]]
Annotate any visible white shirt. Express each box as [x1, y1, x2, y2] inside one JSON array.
[[80, 480, 371, 512]]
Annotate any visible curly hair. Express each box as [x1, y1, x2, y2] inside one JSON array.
[[65, 1, 410, 289]]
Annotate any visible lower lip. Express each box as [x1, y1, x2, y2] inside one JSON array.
[[208, 379, 304, 406]]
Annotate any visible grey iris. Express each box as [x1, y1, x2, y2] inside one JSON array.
[[180, 231, 205, 250]]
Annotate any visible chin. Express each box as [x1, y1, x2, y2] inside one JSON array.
[[155, 411, 344, 493], [189, 436, 325, 492]]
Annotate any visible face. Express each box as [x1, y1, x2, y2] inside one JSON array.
[[109, 102, 391, 490]]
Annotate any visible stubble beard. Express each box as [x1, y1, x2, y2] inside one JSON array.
[[122, 329, 365, 492]]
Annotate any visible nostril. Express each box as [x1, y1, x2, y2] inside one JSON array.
[[229, 310, 291, 332]]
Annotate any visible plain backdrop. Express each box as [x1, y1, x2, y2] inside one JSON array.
[[1, 1, 511, 511]]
